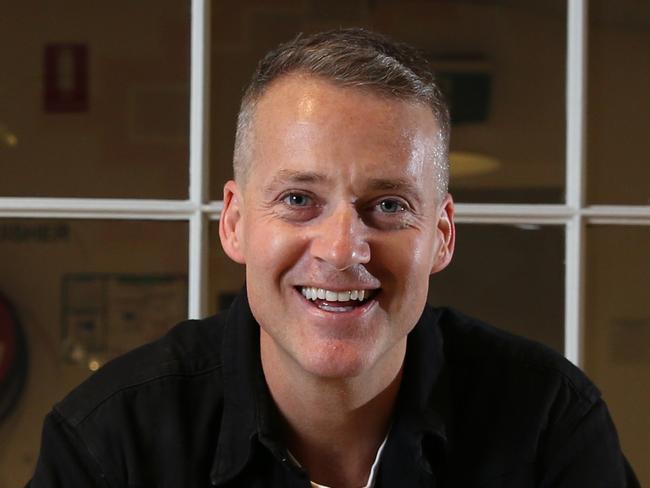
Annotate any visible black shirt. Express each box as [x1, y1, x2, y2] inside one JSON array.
[[27, 291, 639, 487]]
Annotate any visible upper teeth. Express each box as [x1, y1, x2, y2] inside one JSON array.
[[301, 287, 368, 302]]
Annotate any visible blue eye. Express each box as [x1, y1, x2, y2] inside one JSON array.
[[283, 193, 312, 206], [378, 199, 404, 213]]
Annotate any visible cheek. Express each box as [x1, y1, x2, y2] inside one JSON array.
[[371, 231, 435, 295], [244, 220, 308, 280], [369, 233, 433, 343]]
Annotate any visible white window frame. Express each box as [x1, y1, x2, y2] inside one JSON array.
[[1, 0, 649, 367]]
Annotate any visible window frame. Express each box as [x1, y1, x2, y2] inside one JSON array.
[[1, 0, 649, 367]]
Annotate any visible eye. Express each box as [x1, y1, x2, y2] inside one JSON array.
[[377, 199, 406, 214], [282, 193, 312, 207]]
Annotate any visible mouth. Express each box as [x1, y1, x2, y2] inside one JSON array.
[[296, 286, 380, 313]]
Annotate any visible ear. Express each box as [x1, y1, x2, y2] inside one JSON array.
[[430, 193, 455, 274], [219, 180, 246, 264]]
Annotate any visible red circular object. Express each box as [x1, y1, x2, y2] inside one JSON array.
[[0, 292, 27, 424]]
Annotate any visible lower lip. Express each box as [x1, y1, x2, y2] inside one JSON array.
[[294, 288, 379, 319]]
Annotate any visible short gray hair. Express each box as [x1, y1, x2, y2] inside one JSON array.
[[233, 28, 450, 196]]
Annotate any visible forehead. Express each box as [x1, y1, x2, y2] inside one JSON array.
[[249, 75, 441, 189], [254, 74, 438, 138]]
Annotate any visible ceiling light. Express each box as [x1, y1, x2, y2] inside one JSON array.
[[450, 151, 500, 178]]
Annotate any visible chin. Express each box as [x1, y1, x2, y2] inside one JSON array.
[[298, 342, 371, 380]]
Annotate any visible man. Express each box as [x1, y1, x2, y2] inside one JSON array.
[[29, 29, 637, 487]]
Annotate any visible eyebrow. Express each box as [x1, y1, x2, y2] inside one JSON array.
[[264, 169, 330, 193], [366, 178, 423, 205], [367, 177, 418, 193]]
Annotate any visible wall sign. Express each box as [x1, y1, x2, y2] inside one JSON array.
[[0, 222, 70, 243], [43, 43, 88, 113], [61, 274, 187, 371]]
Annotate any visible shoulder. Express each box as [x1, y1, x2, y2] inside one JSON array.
[[56, 311, 228, 427], [427, 306, 617, 477], [33, 312, 231, 485], [433, 306, 600, 413]]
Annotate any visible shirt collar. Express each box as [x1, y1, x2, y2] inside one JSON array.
[[210, 290, 450, 485]]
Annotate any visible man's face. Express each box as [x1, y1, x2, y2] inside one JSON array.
[[220, 75, 454, 380]]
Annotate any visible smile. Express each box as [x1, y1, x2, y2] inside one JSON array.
[[298, 286, 379, 313]]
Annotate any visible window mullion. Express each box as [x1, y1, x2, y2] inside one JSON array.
[[188, 0, 211, 319], [0, 197, 194, 219], [564, 0, 588, 365], [565, 215, 586, 366]]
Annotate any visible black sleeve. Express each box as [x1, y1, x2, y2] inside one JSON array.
[[539, 397, 640, 488], [25, 410, 110, 488]]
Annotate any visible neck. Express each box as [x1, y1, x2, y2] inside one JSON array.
[[261, 334, 405, 487]]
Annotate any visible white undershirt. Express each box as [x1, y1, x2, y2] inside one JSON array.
[[287, 435, 389, 488]]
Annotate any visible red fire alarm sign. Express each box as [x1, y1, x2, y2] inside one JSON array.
[[43, 43, 89, 112]]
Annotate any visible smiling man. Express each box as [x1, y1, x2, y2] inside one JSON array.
[[28, 29, 637, 488], [218, 58, 454, 487]]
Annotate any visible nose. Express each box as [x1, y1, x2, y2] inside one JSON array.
[[310, 203, 371, 271]]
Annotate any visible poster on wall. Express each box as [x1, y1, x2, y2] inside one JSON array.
[[61, 274, 187, 370]]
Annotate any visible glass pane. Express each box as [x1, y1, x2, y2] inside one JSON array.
[[587, 2, 650, 205], [0, 219, 188, 487], [0, 2, 190, 198], [429, 224, 565, 353], [208, 221, 245, 316], [585, 226, 650, 484], [210, 1, 566, 203]]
